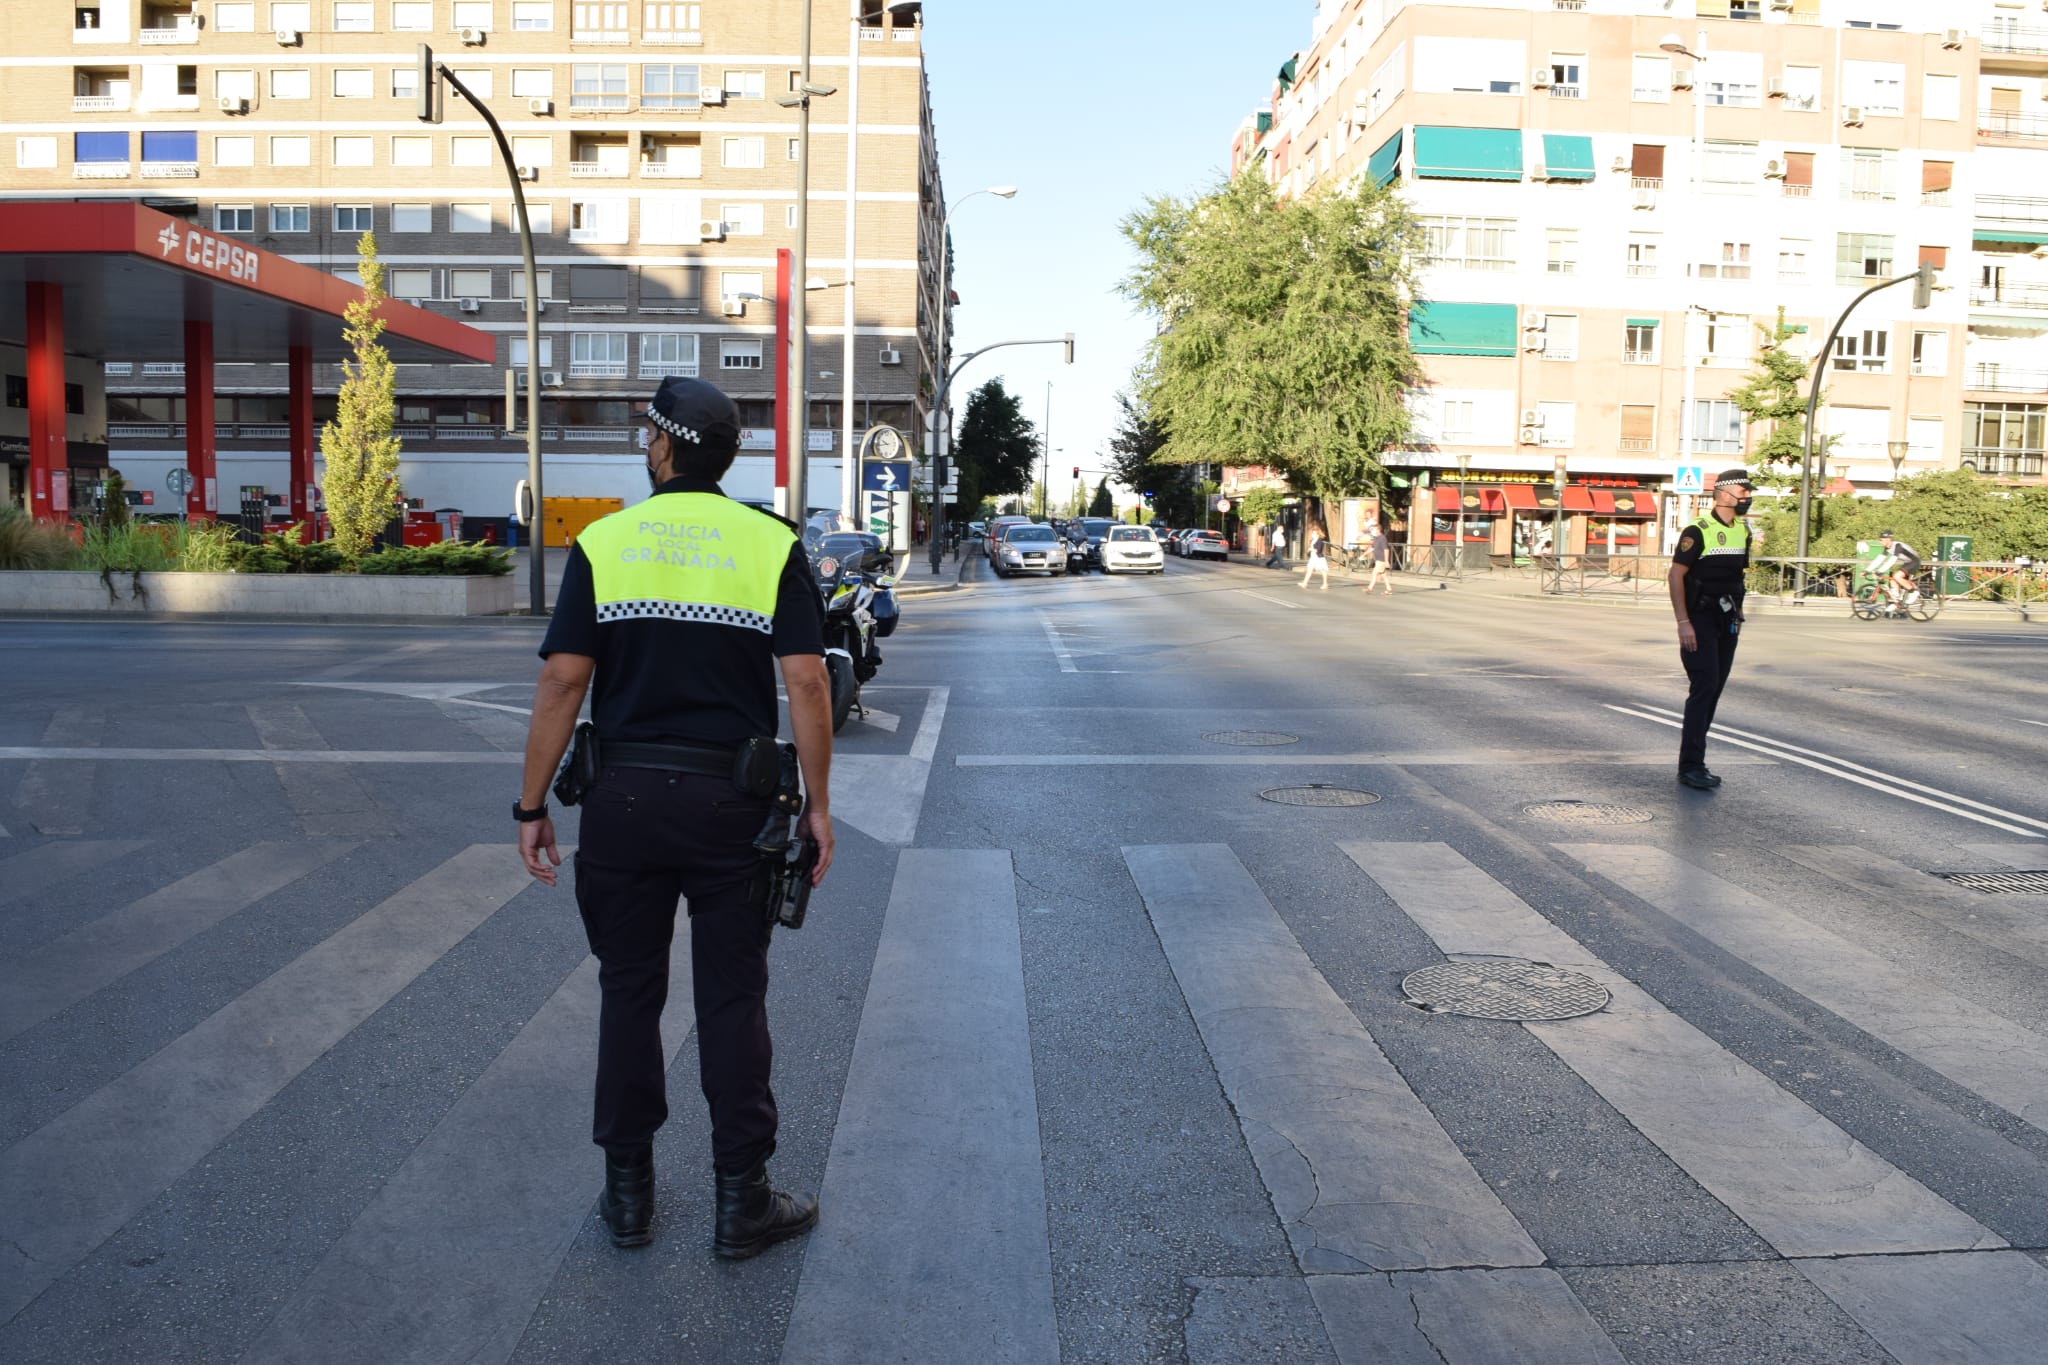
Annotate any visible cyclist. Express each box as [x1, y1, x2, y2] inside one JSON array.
[[1874, 531, 1923, 612]]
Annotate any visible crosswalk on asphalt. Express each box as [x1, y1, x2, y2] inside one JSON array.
[[2, 833, 2047, 1361]]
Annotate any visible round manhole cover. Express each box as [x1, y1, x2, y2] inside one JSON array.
[[1259, 784, 1380, 807], [1203, 731, 1301, 746], [1522, 800, 1656, 826], [1402, 960, 1610, 1022]]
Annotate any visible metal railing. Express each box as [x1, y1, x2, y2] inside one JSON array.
[[1983, 26, 2048, 56], [1960, 450, 2047, 477], [1748, 557, 2048, 616], [1978, 112, 2048, 141], [1537, 550, 1672, 598], [1965, 366, 2048, 393], [1971, 283, 2048, 311], [1974, 194, 2045, 220]]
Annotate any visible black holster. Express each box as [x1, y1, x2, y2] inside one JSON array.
[[749, 743, 814, 937], [552, 722, 600, 807]]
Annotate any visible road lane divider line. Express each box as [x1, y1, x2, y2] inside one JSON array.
[[1035, 610, 1079, 673], [0, 747, 521, 765], [1342, 841, 2001, 1258], [958, 749, 1772, 768], [1626, 703, 2048, 836], [0, 845, 537, 1325], [1239, 591, 1305, 611], [781, 849, 1057, 1364], [1555, 842, 2048, 1137], [1125, 842, 1548, 1273], [1604, 706, 2043, 838]]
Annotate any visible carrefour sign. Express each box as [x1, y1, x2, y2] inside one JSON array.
[[153, 221, 260, 285]]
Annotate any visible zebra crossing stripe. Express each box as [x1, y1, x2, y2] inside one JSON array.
[[245, 932, 688, 1365], [1557, 843, 2048, 1136], [1342, 842, 2001, 1258], [0, 845, 535, 1324], [780, 850, 1058, 1365], [10, 707, 101, 836], [1774, 845, 2048, 969], [0, 840, 358, 1046], [1308, 1269, 1625, 1365], [246, 704, 391, 838], [1794, 1252, 2048, 1365], [0, 841, 148, 912], [1124, 843, 1546, 1273], [1961, 843, 2048, 871]]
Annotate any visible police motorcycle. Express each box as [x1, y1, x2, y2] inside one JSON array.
[[809, 533, 900, 732]]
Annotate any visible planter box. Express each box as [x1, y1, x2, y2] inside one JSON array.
[[0, 570, 515, 618]]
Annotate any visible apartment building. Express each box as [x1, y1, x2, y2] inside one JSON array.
[[1232, 0, 2043, 560], [3, 0, 942, 524]]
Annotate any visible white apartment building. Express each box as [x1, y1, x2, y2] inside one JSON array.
[[1232, 0, 2042, 560]]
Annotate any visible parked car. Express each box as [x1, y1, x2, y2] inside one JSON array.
[[1151, 525, 1173, 554], [992, 522, 1066, 577], [1181, 529, 1229, 561], [1100, 524, 1164, 575]]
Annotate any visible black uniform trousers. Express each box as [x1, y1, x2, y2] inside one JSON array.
[[1678, 601, 1740, 773], [573, 765, 778, 1176]]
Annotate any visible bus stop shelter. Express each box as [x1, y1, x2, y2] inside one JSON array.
[[0, 200, 493, 524]]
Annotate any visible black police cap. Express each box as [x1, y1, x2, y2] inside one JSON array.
[[1715, 468, 1754, 489], [644, 376, 741, 446]]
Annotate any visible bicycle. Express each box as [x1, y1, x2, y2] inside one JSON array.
[[1852, 568, 1941, 622]]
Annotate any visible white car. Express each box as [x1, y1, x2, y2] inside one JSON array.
[[1100, 524, 1164, 575]]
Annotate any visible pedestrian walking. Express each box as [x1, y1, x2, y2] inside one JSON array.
[[1364, 526, 1393, 596], [1299, 528, 1330, 589], [516, 375, 835, 1259], [1667, 468, 1753, 790], [1264, 522, 1287, 568]]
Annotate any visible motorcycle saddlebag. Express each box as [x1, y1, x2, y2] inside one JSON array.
[[872, 588, 901, 637]]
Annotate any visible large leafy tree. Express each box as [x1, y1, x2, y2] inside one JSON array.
[[1119, 166, 1423, 505], [1727, 308, 1819, 490], [953, 377, 1039, 517], [321, 231, 403, 557], [1105, 392, 1203, 525], [1088, 479, 1114, 518]]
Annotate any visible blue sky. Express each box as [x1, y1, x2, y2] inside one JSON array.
[[920, 1, 1311, 496]]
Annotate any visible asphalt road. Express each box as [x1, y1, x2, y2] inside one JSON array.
[[1, 553, 2046, 1364]]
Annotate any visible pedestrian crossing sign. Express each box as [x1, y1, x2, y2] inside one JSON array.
[[1673, 465, 1704, 494]]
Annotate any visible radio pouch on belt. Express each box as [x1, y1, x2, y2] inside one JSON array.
[[732, 735, 782, 799], [552, 722, 600, 807]]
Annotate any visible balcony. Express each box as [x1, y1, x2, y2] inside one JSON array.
[[640, 160, 699, 178], [1967, 365, 2048, 392], [1630, 176, 1662, 191], [1979, 111, 2048, 143], [1548, 85, 1583, 100], [1780, 182, 1812, 198], [73, 162, 131, 178], [1922, 189, 1952, 207], [138, 19, 198, 44], [1963, 451, 2046, 477], [1983, 25, 2048, 57], [1971, 283, 2048, 311], [569, 160, 627, 177], [140, 161, 198, 178], [1619, 436, 1655, 452], [1625, 263, 1658, 277], [1977, 194, 2048, 221]]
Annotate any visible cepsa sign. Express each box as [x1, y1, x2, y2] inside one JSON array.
[[150, 221, 260, 285]]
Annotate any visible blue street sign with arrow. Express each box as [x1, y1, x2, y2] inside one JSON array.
[[862, 461, 912, 492]]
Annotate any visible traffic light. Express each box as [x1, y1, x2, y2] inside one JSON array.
[[1062, 333, 1075, 365], [1072, 465, 1080, 479], [1912, 259, 1935, 309], [415, 44, 441, 123]]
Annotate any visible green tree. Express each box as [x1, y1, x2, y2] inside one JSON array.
[[1727, 308, 1819, 490], [1105, 392, 1204, 525], [320, 231, 403, 558], [1119, 166, 1423, 510], [1088, 479, 1114, 518], [1236, 485, 1285, 528], [953, 378, 1039, 518]]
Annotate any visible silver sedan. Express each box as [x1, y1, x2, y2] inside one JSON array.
[[992, 524, 1067, 577]]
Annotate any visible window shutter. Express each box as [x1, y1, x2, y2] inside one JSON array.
[[1919, 245, 1947, 269], [570, 265, 628, 301], [639, 266, 699, 309], [1620, 405, 1656, 441], [1695, 0, 1729, 16], [1630, 143, 1665, 178], [1783, 151, 1814, 187], [1922, 160, 1953, 193]]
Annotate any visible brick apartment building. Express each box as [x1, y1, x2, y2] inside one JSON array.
[[1, 0, 943, 526], [1230, 0, 2046, 561]]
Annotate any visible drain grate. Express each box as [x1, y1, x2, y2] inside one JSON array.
[[1259, 784, 1380, 807], [1203, 730, 1301, 747], [1523, 800, 1655, 826], [1942, 870, 2048, 895], [1401, 960, 1610, 1022]]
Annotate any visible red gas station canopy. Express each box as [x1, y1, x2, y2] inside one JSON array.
[[0, 200, 493, 364]]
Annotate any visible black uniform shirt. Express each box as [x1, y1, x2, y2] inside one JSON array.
[[1672, 512, 1750, 605], [540, 477, 826, 746]]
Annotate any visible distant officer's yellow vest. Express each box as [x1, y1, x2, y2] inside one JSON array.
[[1686, 513, 1750, 560], [576, 492, 794, 634]]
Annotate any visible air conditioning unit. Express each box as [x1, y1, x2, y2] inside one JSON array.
[[458, 297, 480, 313], [1519, 409, 1544, 427], [1632, 187, 1657, 209], [1610, 154, 1629, 173], [1770, 0, 1794, 10], [1530, 162, 1550, 181], [516, 165, 539, 181], [1523, 336, 1547, 354], [721, 299, 746, 316], [1763, 158, 1785, 179], [1521, 316, 1544, 334], [1941, 29, 1964, 49], [878, 347, 903, 365], [275, 27, 301, 45], [218, 96, 248, 114], [1766, 77, 1786, 99], [459, 26, 486, 45], [700, 87, 726, 106], [1842, 106, 1864, 126], [1671, 71, 1693, 91], [1519, 426, 1544, 446], [699, 219, 727, 241], [528, 98, 553, 116], [1532, 68, 1553, 89], [542, 371, 564, 387]]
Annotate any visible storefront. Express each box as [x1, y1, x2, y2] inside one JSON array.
[[1431, 474, 1658, 561]]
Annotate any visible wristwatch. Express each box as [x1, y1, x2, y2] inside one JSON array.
[[513, 800, 549, 823]]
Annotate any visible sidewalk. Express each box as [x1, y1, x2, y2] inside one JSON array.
[[890, 539, 972, 596]]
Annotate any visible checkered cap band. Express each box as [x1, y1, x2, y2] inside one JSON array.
[[646, 406, 703, 445], [596, 598, 772, 634]]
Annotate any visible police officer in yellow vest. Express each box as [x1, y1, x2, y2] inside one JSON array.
[[1667, 468, 1754, 790], [516, 376, 834, 1258]]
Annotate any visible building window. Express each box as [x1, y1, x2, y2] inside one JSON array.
[[1623, 322, 1659, 365], [216, 3, 256, 30], [215, 204, 255, 232], [213, 135, 254, 167], [512, 68, 553, 97], [1438, 399, 1476, 442], [721, 136, 765, 169], [388, 268, 435, 300], [215, 69, 257, 102], [451, 136, 492, 167], [787, 137, 800, 162], [17, 136, 58, 168], [267, 203, 308, 232], [1832, 329, 1890, 374], [1418, 215, 1515, 271], [332, 136, 374, 167], [643, 63, 699, 108], [1688, 400, 1744, 454], [1625, 234, 1659, 278], [1546, 54, 1583, 100], [508, 337, 553, 367], [720, 339, 764, 370], [332, 68, 373, 99], [1911, 330, 1947, 377], [269, 135, 311, 166], [570, 333, 629, 377], [1538, 313, 1577, 361], [514, 268, 554, 300], [785, 205, 798, 229], [512, 135, 552, 166], [639, 332, 700, 377], [511, 1, 551, 28], [1778, 239, 1810, 282], [450, 203, 492, 233], [1843, 60, 1903, 118], [720, 271, 764, 304], [271, 3, 311, 29], [391, 66, 418, 99], [1836, 233, 1894, 285], [1779, 64, 1820, 112], [572, 2, 629, 40], [391, 135, 433, 167], [723, 70, 765, 100], [571, 64, 629, 110], [719, 203, 764, 236], [568, 198, 627, 243], [1705, 51, 1762, 108], [1631, 54, 1670, 104], [452, 68, 492, 98], [1700, 313, 1751, 367], [391, 203, 432, 232], [452, 1, 493, 29], [1841, 148, 1897, 202], [1964, 402, 2047, 477], [449, 267, 492, 298], [391, 2, 432, 31], [1535, 401, 1574, 448], [1620, 404, 1657, 452], [332, 2, 373, 32], [1544, 228, 1577, 276], [270, 69, 311, 100], [334, 203, 372, 231], [1702, 140, 1756, 187], [644, 3, 701, 42], [1698, 241, 1752, 281], [524, 203, 554, 234]]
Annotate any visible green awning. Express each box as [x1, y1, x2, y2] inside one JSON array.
[[1540, 134, 1596, 181], [1976, 230, 2048, 245], [1277, 56, 1297, 93], [1256, 110, 1273, 134], [1413, 126, 1523, 181], [1368, 131, 1403, 187], [1625, 317, 1659, 328], [1409, 301, 1518, 357]]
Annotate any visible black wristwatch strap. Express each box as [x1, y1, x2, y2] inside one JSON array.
[[513, 800, 549, 823]]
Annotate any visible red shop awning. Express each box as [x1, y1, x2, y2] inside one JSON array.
[[1610, 490, 1657, 519], [1437, 486, 1506, 515], [1501, 484, 1540, 511], [1560, 487, 1598, 513]]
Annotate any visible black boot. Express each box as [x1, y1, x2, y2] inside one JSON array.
[[599, 1148, 655, 1248], [713, 1161, 818, 1260]]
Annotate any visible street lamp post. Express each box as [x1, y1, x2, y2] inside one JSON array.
[[1888, 438, 1910, 490], [777, 0, 837, 523], [1455, 452, 1471, 579], [1040, 382, 1052, 519], [1662, 32, 1708, 560]]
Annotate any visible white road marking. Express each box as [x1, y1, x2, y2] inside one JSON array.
[[1035, 610, 1078, 672], [1794, 1252, 2048, 1364], [0, 747, 519, 765], [1240, 591, 1304, 611], [828, 686, 949, 845], [1606, 704, 2045, 838], [2020, 719, 2048, 729], [958, 750, 1772, 768]]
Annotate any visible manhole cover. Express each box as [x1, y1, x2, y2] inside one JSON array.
[[1942, 870, 2048, 894], [1523, 800, 1656, 826], [1401, 960, 1610, 1021], [1203, 730, 1301, 746], [1259, 784, 1380, 807]]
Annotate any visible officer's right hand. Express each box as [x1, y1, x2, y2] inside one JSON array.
[[1676, 619, 1698, 653], [802, 806, 834, 886]]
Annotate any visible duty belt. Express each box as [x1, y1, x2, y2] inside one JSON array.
[[605, 739, 736, 778]]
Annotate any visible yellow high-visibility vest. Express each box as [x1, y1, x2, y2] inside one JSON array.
[[577, 492, 795, 634]]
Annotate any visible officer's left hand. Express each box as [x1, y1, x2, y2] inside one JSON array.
[[520, 816, 562, 885]]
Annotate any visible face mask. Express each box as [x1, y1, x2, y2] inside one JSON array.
[[1733, 496, 1753, 516]]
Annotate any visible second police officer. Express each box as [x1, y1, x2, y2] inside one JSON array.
[[515, 375, 834, 1259], [1666, 468, 1754, 790]]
